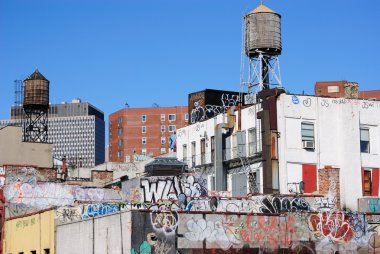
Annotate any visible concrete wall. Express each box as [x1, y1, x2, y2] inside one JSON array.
[[55, 207, 380, 253], [0, 126, 53, 168], [4, 209, 55, 254], [277, 94, 380, 210], [56, 211, 132, 254]]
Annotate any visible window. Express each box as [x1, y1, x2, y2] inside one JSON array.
[[168, 125, 176, 132], [161, 114, 165, 121], [201, 139, 206, 164], [161, 125, 165, 133], [117, 117, 123, 124], [44, 249, 50, 254], [118, 128, 123, 135], [191, 141, 196, 167], [142, 126, 146, 134], [161, 137, 166, 144], [360, 128, 370, 153], [328, 86, 339, 93], [185, 113, 189, 121], [248, 128, 257, 156], [183, 144, 187, 162], [301, 122, 314, 142], [118, 139, 123, 146], [210, 136, 215, 163], [161, 148, 166, 154], [168, 114, 176, 121], [142, 148, 147, 155], [141, 115, 146, 122], [363, 170, 372, 196], [142, 137, 147, 145], [118, 151, 123, 158], [31, 251, 37, 254]]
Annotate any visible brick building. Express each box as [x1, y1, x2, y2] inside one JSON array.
[[109, 106, 188, 162], [315, 80, 380, 99]]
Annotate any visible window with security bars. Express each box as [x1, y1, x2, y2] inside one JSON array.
[[360, 128, 370, 153], [301, 122, 314, 142]]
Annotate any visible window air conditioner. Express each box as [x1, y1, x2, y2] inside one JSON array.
[[303, 140, 314, 149]]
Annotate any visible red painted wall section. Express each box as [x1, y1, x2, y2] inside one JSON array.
[[372, 168, 380, 196], [302, 164, 317, 193], [362, 168, 365, 195]]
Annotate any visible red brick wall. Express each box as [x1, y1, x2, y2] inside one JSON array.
[[315, 81, 380, 100], [109, 106, 188, 162], [318, 167, 340, 209], [91, 170, 113, 186], [315, 81, 347, 97]]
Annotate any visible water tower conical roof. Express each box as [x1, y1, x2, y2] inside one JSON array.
[[24, 68, 49, 81], [248, 2, 277, 14]]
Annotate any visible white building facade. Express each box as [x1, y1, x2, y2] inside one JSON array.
[[176, 104, 264, 196], [176, 92, 380, 210], [277, 94, 380, 210]]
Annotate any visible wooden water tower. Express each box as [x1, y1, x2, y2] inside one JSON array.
[[22, 68, 49, 142]]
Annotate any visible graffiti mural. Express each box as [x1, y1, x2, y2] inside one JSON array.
[[139, 174, 207, 203], [4, 182, 122, 210], [81, 203, 120, 219], [190, 92, 240, 124]]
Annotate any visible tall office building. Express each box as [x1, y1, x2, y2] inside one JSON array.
[[1, 99, 105, 168], [109, 106, 188, 162]]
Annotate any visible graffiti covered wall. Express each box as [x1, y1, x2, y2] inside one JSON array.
[[189, 90, 240, 124]]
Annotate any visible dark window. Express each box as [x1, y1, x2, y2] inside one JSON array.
[[191, 142, 196, 167], [183, 144, 187, 162], [210, 136, 215, 163], [201, 139, 206, 164], [44, 249, 50, 254], [360, 128, 370, 153]]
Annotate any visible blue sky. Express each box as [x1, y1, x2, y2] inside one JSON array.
[[1, 0, 379, 123]]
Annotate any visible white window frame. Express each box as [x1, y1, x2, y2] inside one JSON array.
[[142, 137, 147, 145], [160, 148, 166, 154], [141, 115, 147, 122], [142, 126, 146, 134], [161, 136, 166, 144], [161, 114, 165, 121], [161, 125, 165, 133], [360, 127, 370, 153], [185, 113, 189, 121], [168, 114, 176, 121], [142, 148, 147, 155], [301, 122, 314, 142], [168, 125, 176, 132]]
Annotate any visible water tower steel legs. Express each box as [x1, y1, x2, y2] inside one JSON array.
[[23, 108, 48, 143], [246, 53, 282, 94]]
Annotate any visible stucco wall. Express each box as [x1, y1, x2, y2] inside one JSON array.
[[0, 126, 53, 168]]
